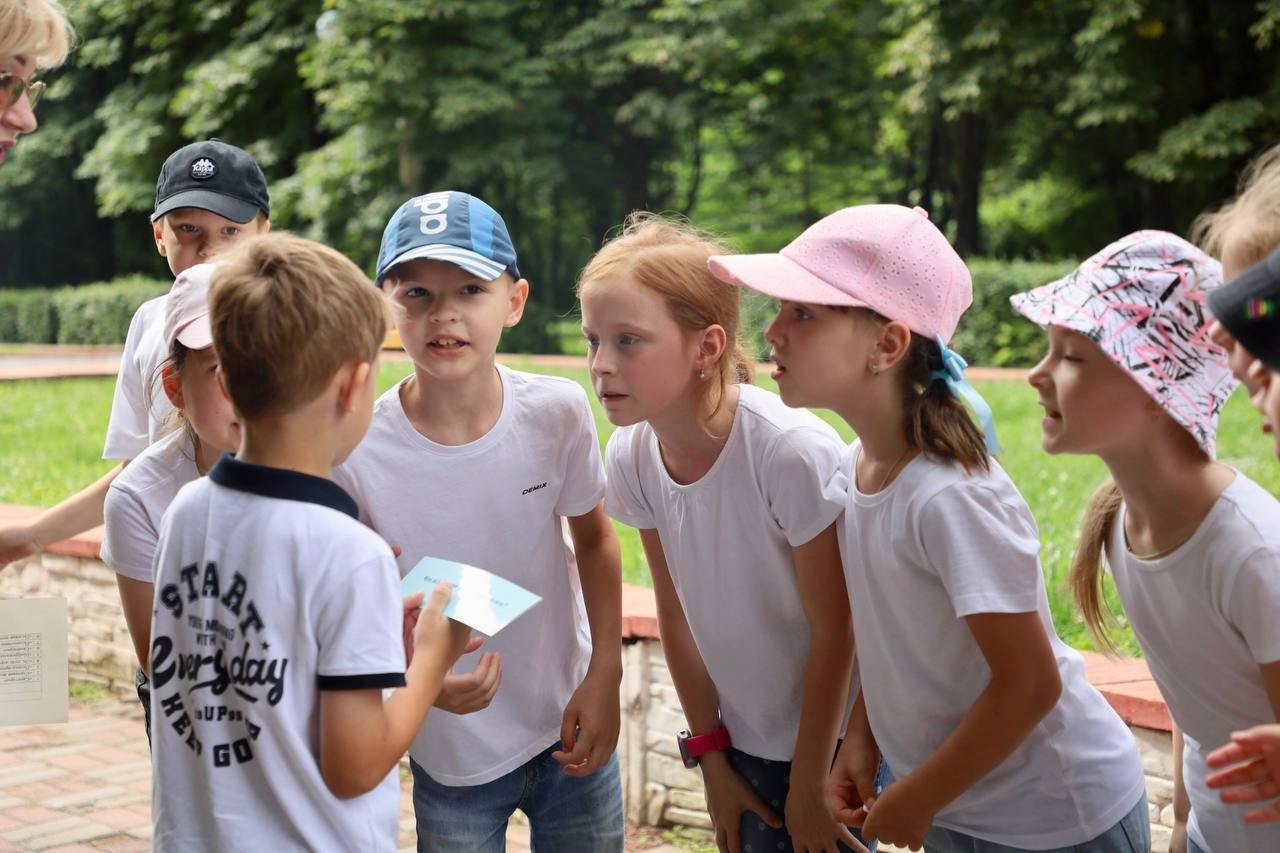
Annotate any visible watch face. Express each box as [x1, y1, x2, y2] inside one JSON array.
[[676, 729, 697, 768]]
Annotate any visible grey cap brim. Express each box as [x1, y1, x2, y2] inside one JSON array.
[[152, 190, 261, 224]]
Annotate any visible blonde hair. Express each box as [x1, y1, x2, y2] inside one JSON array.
[[576, 212, 754, 429], [1070, 478, 1125, 652], [1192, 144, 1280, 269], [209, 233, 387, 420], [0, 0, 73, 70]]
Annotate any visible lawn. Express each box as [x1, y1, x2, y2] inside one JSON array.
[[3, 361, 1277, 656]]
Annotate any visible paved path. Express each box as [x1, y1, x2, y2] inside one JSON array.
[[0, 696, 682, 852], [0, 346, 1026, 383]]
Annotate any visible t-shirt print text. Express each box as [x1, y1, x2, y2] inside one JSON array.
[[521, 481, 548, 495], [150, 560, 288, 769]]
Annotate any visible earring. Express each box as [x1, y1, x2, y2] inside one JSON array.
[[869, 362, 880, 375], [699, 369, 707, 380]]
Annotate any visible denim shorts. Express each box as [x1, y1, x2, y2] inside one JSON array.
[[923, 791, 1150, 853], [725, 746, 889, 853], [410, 742, 624, 852]]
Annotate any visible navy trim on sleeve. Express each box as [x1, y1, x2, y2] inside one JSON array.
[[317, 672, 407, 691], [209, 453, 359, 519]]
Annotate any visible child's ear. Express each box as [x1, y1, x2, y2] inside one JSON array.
[[161, 364, 184, 409], [503, 278, 531, 328], [696, 324, 729, 373], [877, 319, 913, 370], [337, 361, 372, 414], [152, 219, 168, 257]]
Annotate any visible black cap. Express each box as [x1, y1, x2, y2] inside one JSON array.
[[151, 139, 270, 224], [1208, 246, 1280, 372]]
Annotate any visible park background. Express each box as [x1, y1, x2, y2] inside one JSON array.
[[4, 0, 1280, 655]]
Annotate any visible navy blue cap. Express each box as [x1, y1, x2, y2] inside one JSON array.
[[152, 139, 269, 224], [376, 191, 520, 286]]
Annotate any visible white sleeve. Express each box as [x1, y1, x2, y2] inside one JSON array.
[[103, 306, 154, 461], [762, 428, 848, 547], [603, 429, 655, 530], [101, 483, 160, 583], [553, 386, 607, 518], [918, 481, 1043, 618], [314, 549, 407, 689], [1224, 546, 1280, 665]]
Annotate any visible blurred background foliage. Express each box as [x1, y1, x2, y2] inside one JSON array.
[[2, 0, 1278, 362]]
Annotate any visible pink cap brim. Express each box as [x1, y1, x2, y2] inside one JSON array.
[[174, 316, 213, 350], [708, 252, 867, 308]]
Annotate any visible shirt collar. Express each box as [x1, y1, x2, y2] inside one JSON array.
[[208, 453, 359, 519]]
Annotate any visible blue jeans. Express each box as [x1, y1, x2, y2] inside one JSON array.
[[410, 743, 624, 853], [923, 792, 1149, 852], [725, 747, 888, 853]]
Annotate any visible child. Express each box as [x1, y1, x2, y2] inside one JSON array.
[[1194, 144, 1280, 403], [710, 204, 1149, 852], [0, 139, 270, 567], [332, 191, 625, 852], [149, 232, 472, 852], [1012, 230, 1280, 852], [1191, 247, 1280, 829], [101, 262, 239, 736], [579, 214, 867, 853]]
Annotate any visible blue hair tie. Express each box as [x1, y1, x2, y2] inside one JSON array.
[[927, 335, 1001, 455]]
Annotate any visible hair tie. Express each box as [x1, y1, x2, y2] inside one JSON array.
[[927, 335, 1001, 455]]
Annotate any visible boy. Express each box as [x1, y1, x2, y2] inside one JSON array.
[[149, 232, 472, 851], [333, 191, 625, 851], [0, 139, 270, 567]]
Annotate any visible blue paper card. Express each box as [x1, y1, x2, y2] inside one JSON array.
[[400, 556, 542, 636]]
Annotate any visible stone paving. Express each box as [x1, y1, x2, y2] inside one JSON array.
[[0, 696, 683, 853]]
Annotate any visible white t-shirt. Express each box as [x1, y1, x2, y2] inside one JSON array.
[[104, 295, 172, 460], [149, 455, 406, 853], [101, 428, 200, 582], [605, 384, 855, 761], [333, 366, 606, 786], [841, 443, 1146, 848], [1106, 473, 1280, 853]]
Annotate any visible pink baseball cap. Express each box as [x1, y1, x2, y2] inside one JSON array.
[[708, 204, 973, 342], [163, 262, 218, 352], [1010, 230, 1235, 457]]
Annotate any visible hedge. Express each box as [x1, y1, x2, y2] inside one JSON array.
[[1, 259, 1076, 363], [0, 277, 170, 345]]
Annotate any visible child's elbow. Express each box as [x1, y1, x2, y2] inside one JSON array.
[[321, 763, 385, 800], [1024, 668, 1063, 719]]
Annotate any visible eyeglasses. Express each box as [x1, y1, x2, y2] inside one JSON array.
[[0, 72, 46, 113]]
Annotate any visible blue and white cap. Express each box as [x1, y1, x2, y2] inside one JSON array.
[[376, 191, 520, 286]]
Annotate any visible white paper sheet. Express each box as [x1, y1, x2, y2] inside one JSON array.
[[0, 597, 69, 726]]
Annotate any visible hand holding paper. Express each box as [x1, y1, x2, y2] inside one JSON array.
[[401, 556, 541, 637]]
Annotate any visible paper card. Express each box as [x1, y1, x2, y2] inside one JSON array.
[[400, 557, 541, 637], [0, 597, 69, 726]]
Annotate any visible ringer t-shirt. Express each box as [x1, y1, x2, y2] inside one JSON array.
[[150, 455, 406, 853]]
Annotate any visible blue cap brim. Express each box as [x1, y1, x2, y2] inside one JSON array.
[[378, 245, 510, 284]]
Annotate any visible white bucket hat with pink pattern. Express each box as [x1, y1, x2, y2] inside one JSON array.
[[1010, 230, 1236, 457]]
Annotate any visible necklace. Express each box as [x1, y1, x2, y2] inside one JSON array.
[[862, 444, 914, 494], [1123, 526, 1195, 561]]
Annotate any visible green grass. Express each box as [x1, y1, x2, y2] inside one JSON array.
[[4, 364, 1278, 656]]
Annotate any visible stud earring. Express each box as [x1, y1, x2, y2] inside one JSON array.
[[699, 369, 707, 380], [869, 363, 880, 375]]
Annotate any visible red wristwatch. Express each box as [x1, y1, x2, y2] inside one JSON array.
[[676, 725, 732, 768]]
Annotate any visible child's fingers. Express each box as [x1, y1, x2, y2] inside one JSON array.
[[426, 581, 454, 612], [1219, 777, 1280, 805], [401, 591, 424, 611], [462, 636, 484, 655], [833, 804, 868, 827], [1244, 799, 1280, 824], [744, 789, 783, 829], [1206, 740, 1255, 768], [1206, 757, 1268, 788], [552, 738, 590, 768], [835, 824, 869, 853]]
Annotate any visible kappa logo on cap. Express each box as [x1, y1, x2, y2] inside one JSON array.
[[190, 158, 217, 181]]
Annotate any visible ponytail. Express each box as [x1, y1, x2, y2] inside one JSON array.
[[901, 329, 989, 473], [1070, 478, 1124, 652]]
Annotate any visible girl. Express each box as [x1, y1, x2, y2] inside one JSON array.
[[101, 262, 240, 735], [710, 204, 1148, 852], [1012, 230, 1280, 852], [579, 214, 869, 853]]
